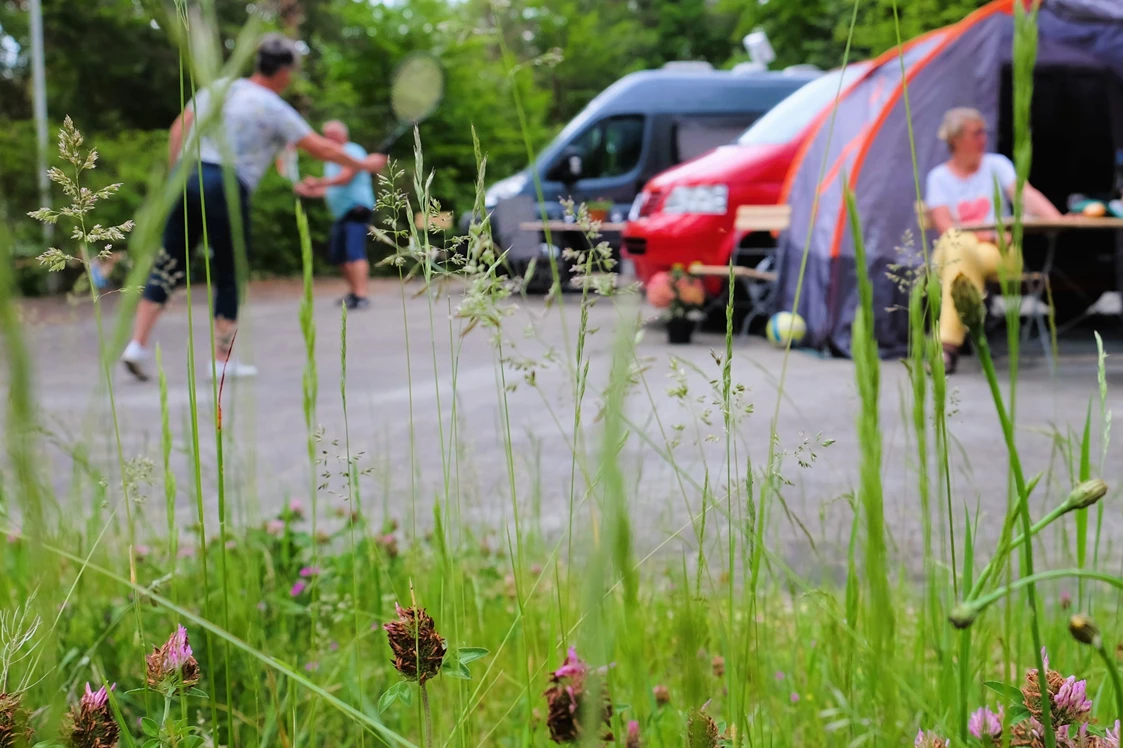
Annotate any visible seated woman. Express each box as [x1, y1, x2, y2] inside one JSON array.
[[926, 107, 1063, 373]]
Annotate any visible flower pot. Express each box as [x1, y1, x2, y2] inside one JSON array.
[[666, 316, 694, 344], [588, 208, 609, 222]]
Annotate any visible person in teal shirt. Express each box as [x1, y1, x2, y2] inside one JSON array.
[[296, 120, 378, 310]]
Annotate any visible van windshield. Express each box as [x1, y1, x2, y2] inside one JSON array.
[[736, 64, 870, 147]]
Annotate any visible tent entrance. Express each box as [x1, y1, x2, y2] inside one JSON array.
[[996, 63, 1122, 317]]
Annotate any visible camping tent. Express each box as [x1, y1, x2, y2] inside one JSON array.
[[775, 0, 1123, 358]]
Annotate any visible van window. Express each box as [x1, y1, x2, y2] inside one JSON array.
[[569, 115, 645, 179], [674, 114, 765, 162], [737, 64, 870, 147]]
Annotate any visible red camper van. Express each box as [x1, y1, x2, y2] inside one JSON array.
[[622, 62, 872, 285]]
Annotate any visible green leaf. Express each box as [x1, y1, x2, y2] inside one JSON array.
[[1008, 704, 1031, 726], [455, 647, 489, 665], [378, 681, 408, 714], [399, 682, 414, 707], [141, 718, 159, 738], [182, 736, 204, 748], [984, 681, 1025, 705], [142, 741, 161, 748], [442, 660, 471, 680], [186, 687, 209, 699]]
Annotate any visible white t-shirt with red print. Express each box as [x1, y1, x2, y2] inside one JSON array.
[[925, 153, 1017, 225]]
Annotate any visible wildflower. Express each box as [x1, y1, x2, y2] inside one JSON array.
[[315, 529, 331, 545], [256, 601, 267, 612], [134, 545, 151, 561], [383, 603, 446, 684], [1060, 590, 1073, 610], [1053, 675, 1092, 723], [304, 661, 319, 673], [265, 519, 285, 536], [774, 670, 785, 681], [950, 272, 985, 333], [968, 706, 1003, 742], [542, 647, 612, 744], [652, 684, 670, 707], [625, 720, 641, 748], [686, 705, 719, 748], [330, 641, 339, 652], [146, 625, 201, 692], [299, 566, 321, 578], [65, 683, 119, 748], [0, 692, 31, 748], [914, 730, 949, 748], [711, 655, 725, 678], [790, 692, 800, 704], [1068, 614, 1101, 647], [377, 534, 399, 559], [290, 580, 307, 597], [1063, 479, 1108, 512], [1106, 719, 1119, 748], [287, 500, 305, 520]]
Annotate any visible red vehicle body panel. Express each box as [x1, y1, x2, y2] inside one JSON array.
[[623, 140, 799, 289]]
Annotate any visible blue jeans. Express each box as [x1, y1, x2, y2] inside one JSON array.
[[142, 163, 250, 321]]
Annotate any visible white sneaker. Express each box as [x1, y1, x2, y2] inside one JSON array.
[[207, 357, 258, 380], [121, 340, 151, 381]]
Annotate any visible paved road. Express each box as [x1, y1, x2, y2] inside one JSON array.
[[10, 278, 1123, 574]]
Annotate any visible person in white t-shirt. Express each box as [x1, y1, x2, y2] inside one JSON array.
[[925, 107, 1063, 373]]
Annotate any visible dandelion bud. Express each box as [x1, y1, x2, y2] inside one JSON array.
[[950, 273, 985, 334], [949, 602, 979, 629], [652, 684, 670, 707], [383, 604, 446, 684], [1064, 479, 1108, 511], [1069, 614, 1101, 646], [146, 625, 201, 693], [65, 683, 119, 748]]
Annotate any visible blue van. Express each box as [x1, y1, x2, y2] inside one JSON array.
[[472, 62, 821, 286]]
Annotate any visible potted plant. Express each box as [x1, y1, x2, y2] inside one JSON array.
[[587, 198, 614, 223], [664, 265, 706, 344]]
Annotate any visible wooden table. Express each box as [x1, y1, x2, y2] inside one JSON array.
[[519, 220, 628, 233]]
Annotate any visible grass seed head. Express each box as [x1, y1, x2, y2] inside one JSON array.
[[685, 705, 718, 748], [383, 604, 446, 683]]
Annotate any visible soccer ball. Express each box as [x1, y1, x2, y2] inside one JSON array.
[[766, 311, 807, 348]]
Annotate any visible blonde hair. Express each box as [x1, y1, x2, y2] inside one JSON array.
[[937, 107, 986, 151]]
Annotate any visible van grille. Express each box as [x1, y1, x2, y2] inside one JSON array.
[[623, 238, 647, 256]]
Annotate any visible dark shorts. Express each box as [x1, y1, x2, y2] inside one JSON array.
[[329, 206, 372, 265], [142, 163, 250, 321]]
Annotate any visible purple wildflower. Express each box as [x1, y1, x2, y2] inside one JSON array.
[[774, 670, 785, 681], [146, 625, 200, 691], [330, 641, 339, 652], [1053, 675, 1092, 719], [80, 683, 110, 711], [968, 706, 1002, 741], [914, 729, 949, 748], [1106, 719, 1120, 748], [299, 566, 321, 578], [288, 499, 305, 519], [790, 692, 800, 703], [265, 519, 285, 536], [290, 580, 307, 597], [304, 661, 319, 672], [553, 647, 588, 679], [625, 719, 641, 748]]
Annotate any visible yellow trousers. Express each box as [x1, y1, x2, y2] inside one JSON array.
[[933, 229, 1022, 347]]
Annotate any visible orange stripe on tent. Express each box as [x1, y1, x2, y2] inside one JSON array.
[[817, 129, 871, 197], [778, 26, 948, 207], [826, 0, 1016, 260]]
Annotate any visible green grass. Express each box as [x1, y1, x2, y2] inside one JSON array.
[[1, 2, 1123, 748]]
